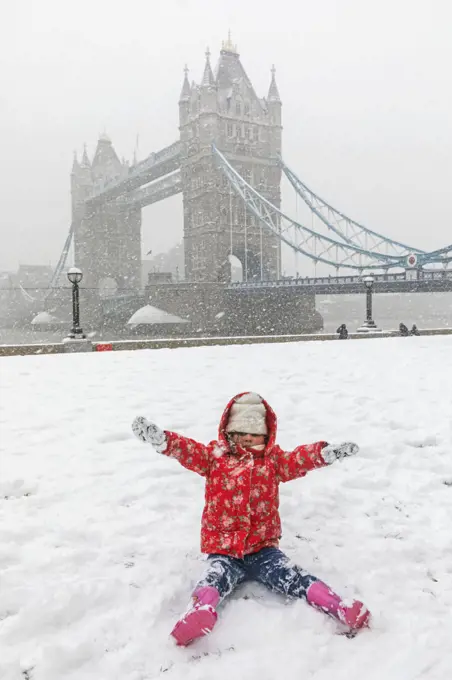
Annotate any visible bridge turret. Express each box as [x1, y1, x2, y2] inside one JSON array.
[[268, 65, 281, 104], [71, 150, 80, 176], [81, 144, 91, 169], [71, 145, 93, 215], [179, 64, 191, 101], [178, 65, 191, 126], [71, 151, 81, 218], [199, 47, 218, 147], [78, 144, 92, 189], [200, 48, 217, 113], [201, 48, 215, 88], [267, 65, 282, 156]]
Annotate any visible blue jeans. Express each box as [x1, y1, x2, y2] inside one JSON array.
[[195, 547, 318, 603]]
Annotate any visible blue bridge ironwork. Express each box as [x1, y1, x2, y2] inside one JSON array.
[[52, 41, 451, 295]]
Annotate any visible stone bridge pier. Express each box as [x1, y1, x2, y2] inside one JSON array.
[[143, 283, 323, 336]]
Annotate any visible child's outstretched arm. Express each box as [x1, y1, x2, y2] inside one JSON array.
[[132, 416, 211, 477], [276, 441, 359, 482]]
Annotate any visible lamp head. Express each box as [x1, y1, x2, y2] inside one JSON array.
[[363, 275, 374, 288], [67, 267, 83, 284]]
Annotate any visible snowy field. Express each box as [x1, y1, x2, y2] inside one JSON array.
[[1, 336, 452, 680]]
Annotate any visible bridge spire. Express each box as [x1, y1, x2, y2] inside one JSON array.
[[81, 143, 91, 168], [179, 64, 191, 101], [71, 150, 79, 174], [221, 30, 238, 55], [201, 47, 215, 87], [268, 64, 280, 102]]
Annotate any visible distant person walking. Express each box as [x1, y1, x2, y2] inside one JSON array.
[[410, 324, 420, 336], [399, 323, 409, 337]]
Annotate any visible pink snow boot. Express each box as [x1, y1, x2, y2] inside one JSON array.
[[306, 581, 370, 630], [170, 586, 220, 647]]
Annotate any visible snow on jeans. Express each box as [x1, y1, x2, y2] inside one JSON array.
[[195, 547, 318, 602]]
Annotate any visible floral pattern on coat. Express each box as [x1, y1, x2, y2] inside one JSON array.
[[160, 392, 328, 559]]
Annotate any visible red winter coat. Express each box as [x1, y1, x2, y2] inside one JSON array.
[[161, 392, 329, 559]]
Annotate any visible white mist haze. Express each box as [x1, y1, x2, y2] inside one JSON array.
[[1, 0, 451, 272]]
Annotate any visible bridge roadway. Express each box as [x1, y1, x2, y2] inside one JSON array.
[[228, 270, 452, 294], [100, 271, 452, 318], [119, 171, 182, 209]]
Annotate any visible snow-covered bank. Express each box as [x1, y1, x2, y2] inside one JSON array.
[[1, 336, 451, 679]]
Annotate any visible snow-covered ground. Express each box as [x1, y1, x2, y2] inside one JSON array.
[[1, 336, 451, 680]]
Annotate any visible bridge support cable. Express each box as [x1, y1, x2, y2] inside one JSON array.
[[244, 205, 248, 282], [19, 284, 36, 303], [213, 146, 407, 271], [280, 159, 426, 257], [48, 222, 75, 293], [423, 243, 452, 262], [420, 244, 452, 269]]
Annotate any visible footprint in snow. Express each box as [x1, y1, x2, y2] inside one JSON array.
[[0, 479, 37, 499]]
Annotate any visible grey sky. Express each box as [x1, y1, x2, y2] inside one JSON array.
[[1, 0, 451, 272]]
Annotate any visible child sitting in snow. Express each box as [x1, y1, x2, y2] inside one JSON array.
[[132, 392, 370, 646]]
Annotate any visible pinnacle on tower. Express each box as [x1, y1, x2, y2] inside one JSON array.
[[81, 144, 91, 167], [179, 64, 191, 101], [221, 30, 238, 55], [201, 47, 215, 87], [71, 150, 80, 174], [268, 65, 281, 102]]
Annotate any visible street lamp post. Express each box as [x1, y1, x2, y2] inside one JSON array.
[[357, 276, 379, 332], [67, 267, 85, 339]]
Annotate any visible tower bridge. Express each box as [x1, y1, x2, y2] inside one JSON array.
[[48, 36, 452, 335]]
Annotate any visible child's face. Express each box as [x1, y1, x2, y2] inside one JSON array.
[[230, 432, 266, 447]]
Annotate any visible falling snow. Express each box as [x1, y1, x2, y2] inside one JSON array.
[[0, 336, 451, 679]]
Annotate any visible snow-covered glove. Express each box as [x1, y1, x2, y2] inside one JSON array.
[[132, 417, 167, 453], [321, 442, 359, 465]]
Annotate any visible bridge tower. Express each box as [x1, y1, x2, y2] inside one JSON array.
[[179, 36, 282, 282], [71, 134, 142, 296]]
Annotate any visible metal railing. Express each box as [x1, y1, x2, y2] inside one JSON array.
[[228, 270, 452, 288]]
